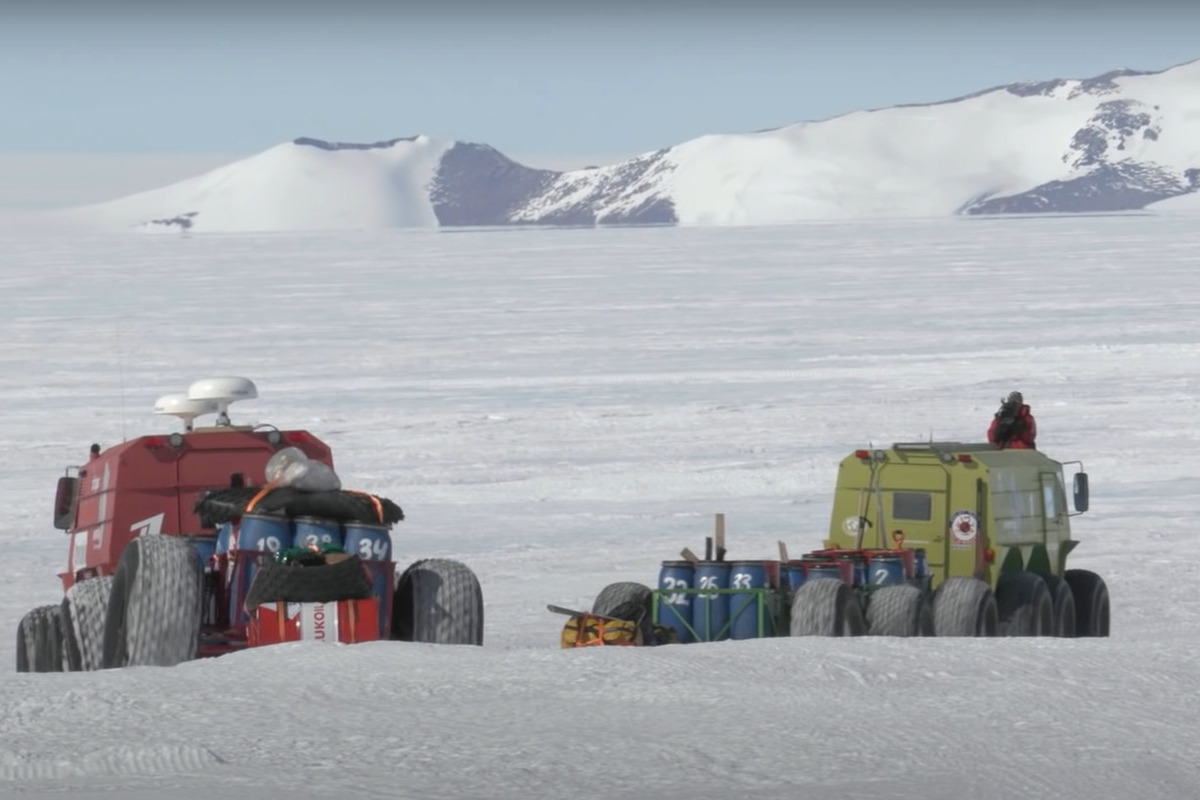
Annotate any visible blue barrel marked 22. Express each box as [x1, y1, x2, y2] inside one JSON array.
[[292, 517, 344, 551], [692, 561, 732, 643], [655, 561, 695, 644], [868, 554, 907, 586], [727, 560, 770, 640]]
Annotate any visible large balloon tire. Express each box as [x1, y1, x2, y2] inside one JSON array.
[[391, 558, 484, 646]]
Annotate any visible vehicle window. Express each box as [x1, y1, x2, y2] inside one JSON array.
[[893, 492, 932, 521]]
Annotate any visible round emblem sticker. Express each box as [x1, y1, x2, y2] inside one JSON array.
[[842, 515, 865, 537], [949, 510, 978, 547]]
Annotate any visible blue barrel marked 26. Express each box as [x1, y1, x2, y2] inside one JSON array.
[[868, 553, 907, 586], [292, 516, 344, 551], [692, 561, 732, 643], [727, 560, 770, 640], [655, 560, 695, 644]]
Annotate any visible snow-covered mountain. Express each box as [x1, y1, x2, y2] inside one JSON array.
[[69, 59, 1200, 232]]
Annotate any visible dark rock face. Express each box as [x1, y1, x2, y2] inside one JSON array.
[[965, 162, 1196, 215], [428, 143, 559, 226]]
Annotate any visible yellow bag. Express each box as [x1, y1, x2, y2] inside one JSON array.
[[560, 613, 642, 648]]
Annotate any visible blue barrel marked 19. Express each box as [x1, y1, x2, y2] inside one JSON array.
[[727, 560, 770, 640], [292, 517, 344, 551], [231, 513, 291, 626], [655, 560, 695, 644], [237, 513, 290, 554], [692, 561, 732, 643], [868, 554, 907, 586]]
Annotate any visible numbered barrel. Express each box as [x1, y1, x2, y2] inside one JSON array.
[[727, 560, 770, 640], [867, 553, 907, 586], [343, 521, 394, 634], [230, 514, 291, 627], [655, 560, 695, 644], [237, 513, 290, 554], [692, 561, 732, 643], [292, 516, 344, 551]]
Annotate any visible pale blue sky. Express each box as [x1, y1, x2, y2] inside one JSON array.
[[3, 1, 1199, 161]]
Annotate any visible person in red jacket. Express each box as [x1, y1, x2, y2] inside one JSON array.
[[987, 391, 1037, 449]]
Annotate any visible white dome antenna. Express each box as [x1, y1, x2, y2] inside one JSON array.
[[187, 377, 259, 427], [154, 392, 221, 432]]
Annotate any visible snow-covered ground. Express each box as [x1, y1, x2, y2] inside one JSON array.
[[1, 215, 1198, 799]]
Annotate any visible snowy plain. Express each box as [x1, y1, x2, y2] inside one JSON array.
[[1, 214, 1199, 799]]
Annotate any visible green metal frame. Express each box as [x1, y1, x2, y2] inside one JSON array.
[[650, 586, 788, 642]]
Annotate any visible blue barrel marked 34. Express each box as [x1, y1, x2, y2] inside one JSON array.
[[292, 516, 344, 551], [692, 561, 732, 642], [343, 521, 394, 638], [655, 560, 695, 644], [727, 560, 773, 640]]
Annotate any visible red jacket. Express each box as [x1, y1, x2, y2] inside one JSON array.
[[988, 404, 1037, 449]]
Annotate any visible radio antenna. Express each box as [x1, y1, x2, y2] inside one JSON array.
[[115, 323, 128, 441]]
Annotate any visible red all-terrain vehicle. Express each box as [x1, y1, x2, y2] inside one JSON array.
[[16, 377, 484, 672]]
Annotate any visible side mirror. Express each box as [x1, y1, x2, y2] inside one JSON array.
[[54, 476, 78, 530], [1073, 472, 1089, 513]]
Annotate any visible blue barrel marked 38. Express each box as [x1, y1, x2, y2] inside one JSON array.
[[692, 561, 732, 642], [655, 560, 695, 644], [727, 560, 771, 640], [292, 516, 344, 551], [343, 521, 394, 638]]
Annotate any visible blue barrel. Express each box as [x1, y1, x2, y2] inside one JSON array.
[[237, 513, 291, 554], [868, 554, 907, 586], [178, 534, 218, 570], [215, 522, 233, 555], [292, 517, 344, 551], [805, 562, 846, 582], [844, 554, 868, 587], [343, 521, 394, 635], [692, 562, 732, 643], [787, 561, 808, 591], [727, 561, 770, 640], [655, 560, 695, 644], [913, 548, 929, 579], [343, 521, 393, 562]]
